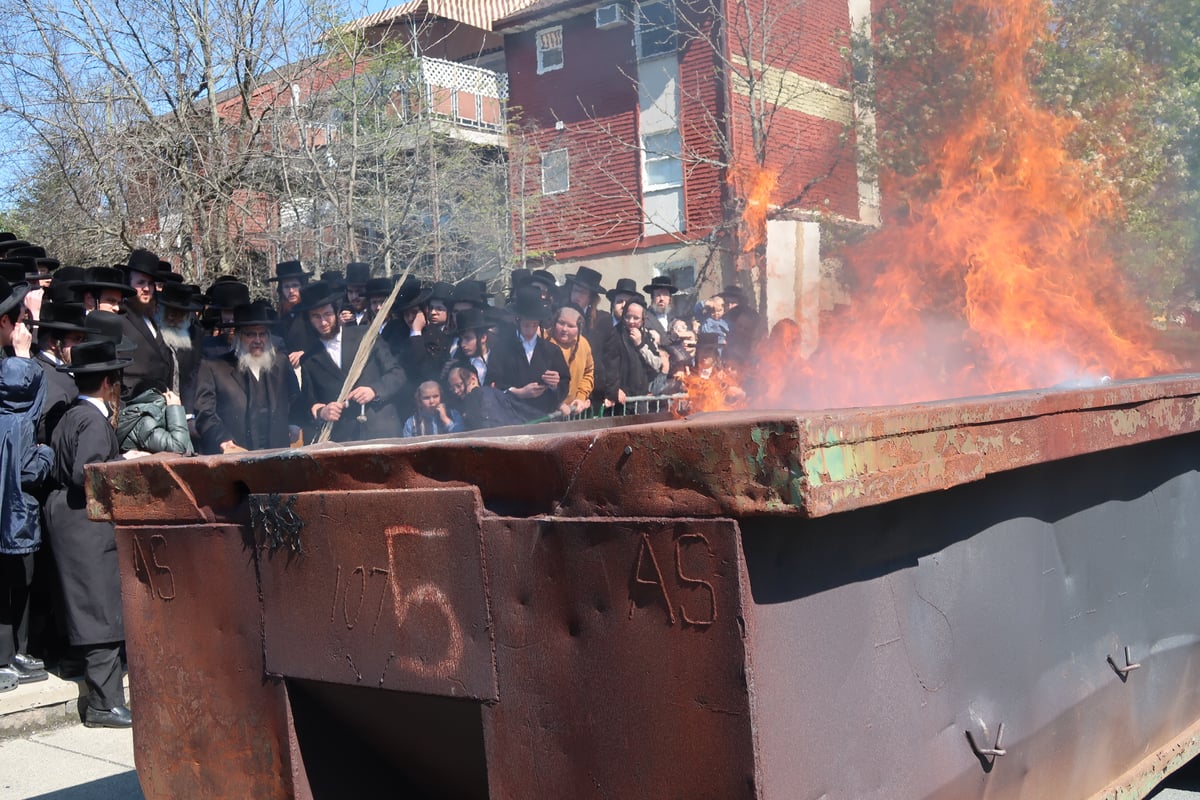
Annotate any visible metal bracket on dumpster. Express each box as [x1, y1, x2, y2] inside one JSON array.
[[256, 487, 497, 701]]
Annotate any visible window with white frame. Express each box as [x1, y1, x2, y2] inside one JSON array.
[[541, 149, 569, 195], [641, 129, 683, 189], [536, 26, 564, 74], [635, 1, 676, 60]]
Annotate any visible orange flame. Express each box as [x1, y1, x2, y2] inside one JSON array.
[[695, 0, 1175, 412], [730, 162, 778, 253]]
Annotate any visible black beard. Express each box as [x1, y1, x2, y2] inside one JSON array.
[[128, 295, 156, 317]]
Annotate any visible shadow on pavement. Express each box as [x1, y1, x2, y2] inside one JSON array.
[[24, 771, 143, 800]]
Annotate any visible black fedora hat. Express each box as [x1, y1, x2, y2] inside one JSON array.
[[125, 249, 162, 278], [718, 284, 749, 305], [566, 266, 605, 296], [0, 262, 30, 285], [205, 280, 250, 310], [393, 277, 432, 312], [427, 281, 455, 303], [58, 340, 133, 374], [35, 257, 60, 274], [268, 260, 310, 283], [451, 279, 491, 307], [529, 269, 557, 291], [78, 266, 135, 296], [84, 310, 136, 352], [0, 277, 30, 319], [158, 282, 202, 312], [643, 275, 678, 295], [50, 266, 86, 288], [44, 282, 85, 306], [345, 262, 371, 285], [510, 285, 551, 321], [5, 245, 46, 263], [320, 269, 344, 284], [230, 302, 275, 328], [0, 239, 30, 254], [298, 280, 342, 312], [0, 232, 13, 243], [605, 277, 640, 302], [32, 302, 87, 333], [508, 268, 532, 293], [454, 307, 491, 333], [364, 276, 395, 299]]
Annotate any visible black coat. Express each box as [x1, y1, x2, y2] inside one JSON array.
[[486, 332, 570, 416], [298, 325, 406, 442], [44, 399, 124, 645], [192, 352, 300, 454], [276, 309, 312, 355], [600, 328, 658, 401], [33, 351, 77, 444], [120, 308, 176, 400]]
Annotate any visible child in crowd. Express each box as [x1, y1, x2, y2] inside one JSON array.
[[402, 381, 463, 437]]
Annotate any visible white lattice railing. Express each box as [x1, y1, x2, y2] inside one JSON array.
[[416, 56, 508, 133]]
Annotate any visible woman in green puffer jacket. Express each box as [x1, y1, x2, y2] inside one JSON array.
[[115, 386, 193, 455]]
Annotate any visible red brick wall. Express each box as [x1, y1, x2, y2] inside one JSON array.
[[677, 5, 728, 236], [724, 0, 862, 220]]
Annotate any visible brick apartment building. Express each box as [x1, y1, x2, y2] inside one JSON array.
[[496, 0, 878, 341]]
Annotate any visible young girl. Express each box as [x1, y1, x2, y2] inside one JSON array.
[[402, 381, 463, 437]]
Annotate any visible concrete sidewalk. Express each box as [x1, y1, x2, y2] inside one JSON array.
[[0, 670, 141, 799], [0, 725, 141, 799]]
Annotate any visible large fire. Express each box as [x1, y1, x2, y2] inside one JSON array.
[[686, 0, 1175, 412]]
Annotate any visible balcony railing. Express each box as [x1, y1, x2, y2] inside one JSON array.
[[408, 56, 508, 135]]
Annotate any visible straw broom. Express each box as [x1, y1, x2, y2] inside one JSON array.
[[314, 258, 418, 444]]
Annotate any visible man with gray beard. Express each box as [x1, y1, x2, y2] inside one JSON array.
[[192, 304, 299, 454], [155, 282, 202, 405]]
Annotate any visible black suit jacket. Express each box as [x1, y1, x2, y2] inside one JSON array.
[[486, 332, 570, 415], [298, 325, 407, 442], [120, 307, 176, 400], [33, 351, 77, 444], [193, 352, 299, 454]]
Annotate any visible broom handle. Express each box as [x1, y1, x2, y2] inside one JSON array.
[[315, 260, 418, 444]]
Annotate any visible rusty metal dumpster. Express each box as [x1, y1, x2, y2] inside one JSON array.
[[91, 374, 1200, 799]]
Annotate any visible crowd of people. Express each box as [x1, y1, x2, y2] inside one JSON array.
[[0, 234, 767, 729]]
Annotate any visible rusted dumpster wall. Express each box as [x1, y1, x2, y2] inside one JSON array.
[[92, 376, 1200, 799]]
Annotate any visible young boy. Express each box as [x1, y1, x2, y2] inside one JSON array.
[[402, 380, 463, 437], [44, 340, 134, 727]]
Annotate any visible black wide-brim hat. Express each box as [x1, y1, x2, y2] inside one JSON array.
[[510, 286, 551, 321], [393, 277, 433, 312], [31, 302, 87, 333], [230, 302, 275, 328], [58, 340, 133, 374], [83, 310, 137, 352], [125, 248, 162, 279], [268, 260, 310, 283], [0, 277, 30, 319], [205, 279, 251, 310], [364, 276, 395, 299], [451, 279, 492, 307], [454, 307, 491, 333], [345, 261, 371, 285], [427, 281, 455, 303], [643, 275, 678, 295], [566, 266, 605, 296], [78, 267, 136, 297], [157, 282, 203, 312], [297, 280, 342, 312], [606, 277, 640, 302]]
